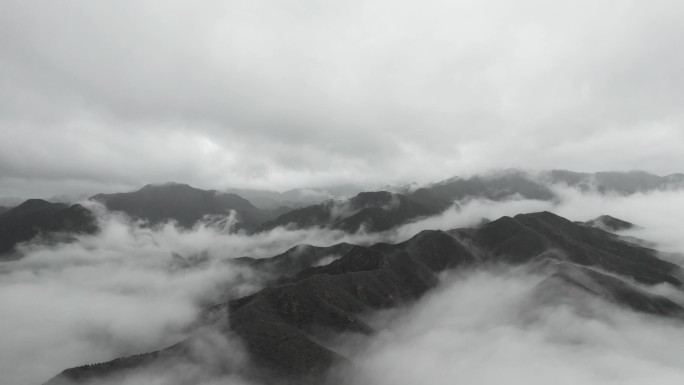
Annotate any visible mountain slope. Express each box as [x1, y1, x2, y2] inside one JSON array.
[[584, 215, 636, 232], [0, 199, 98, 258], [226, 185, 364, 210], [455, 211, 681, 285], [413, 169, 557, 203], [45, 212, 684, 384], [258, 191, 448, 233], [415, 169, 684, 205], [233, 242, 355, 281], [535, 262, 684, 317], [91, 183, 286, 231], [544, 170, 684, 194]]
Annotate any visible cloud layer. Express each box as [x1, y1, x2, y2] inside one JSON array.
[[2, 0, 684, 197], [334, 268, 684, 385], [3, 186, 684, 384]]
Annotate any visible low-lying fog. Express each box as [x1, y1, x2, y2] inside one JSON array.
[[334, 268, 684, 385], [2, 186, 684, 385]]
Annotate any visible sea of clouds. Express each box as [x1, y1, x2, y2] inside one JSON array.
[[2, 186, 684, 384]]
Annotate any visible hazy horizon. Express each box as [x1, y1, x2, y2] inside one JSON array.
[[3, 3, 684, 384], [3, 167, 684, 203], [2, 1, 684, 198]]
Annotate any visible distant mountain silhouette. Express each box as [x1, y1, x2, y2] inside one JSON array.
[[413, 169, 557, 203], [258, 191, 449, 233], [0, 206, 8, 215], [91, 183, 287, 231], [0, 199, 98, 259], [227, 184, 365, 210], [6, 169, 676, 244], [543, 170, 684, 194], [237, 169, 684, 234], [46, 211, 684, 384], [584, 215, 636, 232], [415, 169, 684, 204]]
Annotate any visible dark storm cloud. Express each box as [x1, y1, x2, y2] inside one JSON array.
[[1, 0, 684, 197]]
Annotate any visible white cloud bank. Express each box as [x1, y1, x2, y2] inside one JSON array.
[[2, 0, 684, 197], [3, 187, 684, 384]]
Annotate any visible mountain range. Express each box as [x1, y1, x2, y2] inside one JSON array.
[[0, 199, 97, 258], [2, 169, 684, 260], [44, 211, 684, 384], [412, 169, 684, 203], [256, 191, 448, 233], [91, 182, 289, 230], [225, 184, 366, 210], [3, 169, 684, 384]]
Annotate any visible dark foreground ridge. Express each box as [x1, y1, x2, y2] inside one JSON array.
[[45, 211, 684, 384], [0, 199, 98, 259]]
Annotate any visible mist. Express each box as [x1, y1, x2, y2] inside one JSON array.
[[2, 0, 684, 383], [328, 187, 684, 385], [3, 0, 684, 197], [0, 209, 258, 385], [3, 186, 684, 384], [332, 268, 684, 385]]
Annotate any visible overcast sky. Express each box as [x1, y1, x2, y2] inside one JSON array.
[[1, 0, 683, 198]]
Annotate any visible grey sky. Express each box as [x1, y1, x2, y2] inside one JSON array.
[[1, 0, 683, 198]]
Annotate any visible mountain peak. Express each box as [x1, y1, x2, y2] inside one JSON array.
[[139, 182, 194, 191], [90, 183, 276, 230], [585, 215, 636, 232], [14, 198, 55, 211]]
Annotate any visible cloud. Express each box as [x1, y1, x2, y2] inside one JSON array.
[[0, 200, 418, 385], [3, 187, 684, 384], [323, 186, 684, 385], [2, 1, 684, 197], [332, 268, 684, 385], [0, 205, 266, 385], [83, 329, 254, 385]]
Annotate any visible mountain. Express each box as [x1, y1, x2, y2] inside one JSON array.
[[415, 169, 684, 205], [233, 242, 355, 282], [412, 169, 557, 203], [224, 188, 308, 210], [48, 193, 91, 204], [258, 191, 449, 233], [90, 171, 684, 234], [0, 206, 8, 215], [226, 184, 366, 210], [584, 215, 636, 232], [0, 199, 98, 259], [535, 262, 683, 317], [45, 211, 684, 384], [91, 183, 287, 231], [543, 170, 684, 194]]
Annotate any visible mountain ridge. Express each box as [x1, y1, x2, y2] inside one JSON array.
[[5, 169, 684, 260], [258, 190, 451, 233], [0, 199, 98, 259], [44, 211, 684, 385], [91, 183, 287, 231]]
